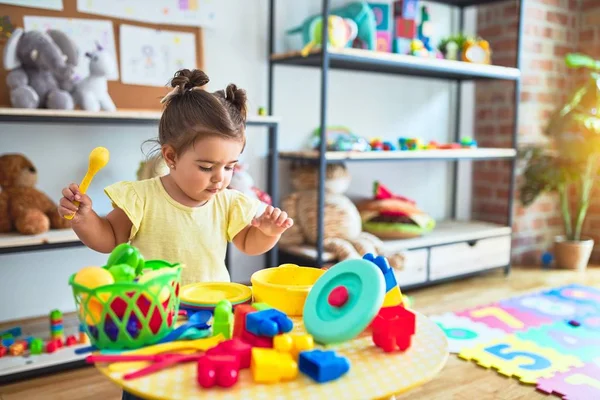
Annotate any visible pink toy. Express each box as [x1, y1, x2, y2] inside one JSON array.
[[537, 362, 600, 399], [197, 353, 241, 388]]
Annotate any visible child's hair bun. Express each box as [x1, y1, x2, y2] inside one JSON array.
[[225, 83, 247, 117], [171, 69, 210, 91]]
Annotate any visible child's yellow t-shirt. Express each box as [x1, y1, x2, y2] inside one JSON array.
[[104, 176, 261, 285]]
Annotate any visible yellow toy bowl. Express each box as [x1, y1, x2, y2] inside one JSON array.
[[250, 264, 326, 316]]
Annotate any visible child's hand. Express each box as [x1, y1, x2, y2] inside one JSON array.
[[251, 205, 293, 237], [58, 183, 93, 222]]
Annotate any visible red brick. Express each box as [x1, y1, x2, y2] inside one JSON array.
[[580, 29, 595, 42], [525, 42, 543, 54], [478, 25, 504, 37], [554, 44, 573, 57], [497, 108, 512, 119], [495, 38, 516, 52], [582, 0, 600, 11], [547, 11, 569, 25], [531, 59, 554, 71], [540, 0, 560, 6], [537, 93, 555, 104]]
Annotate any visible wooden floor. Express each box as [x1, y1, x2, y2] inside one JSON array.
[[1, 266, 599, 400]]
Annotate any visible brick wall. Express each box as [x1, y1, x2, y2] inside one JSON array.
[[578, 0, 600, 262], [472, 0, 581, 266]]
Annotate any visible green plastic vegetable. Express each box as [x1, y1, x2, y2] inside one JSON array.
[[107, 263, 136, 283], [212, 299, 233, 339], [106, 243, 145, 276]]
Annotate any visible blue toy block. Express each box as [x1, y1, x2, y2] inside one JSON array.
[[299, 349, 350, 383], [2, 337, 15, 347], [362, 253, 398, 292], [0, 327, 21, 338], [246, 308, 293, 337]]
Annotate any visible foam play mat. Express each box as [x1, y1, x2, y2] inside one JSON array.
[[430, 284, 600, 399]]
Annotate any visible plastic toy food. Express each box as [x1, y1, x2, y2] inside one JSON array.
[[106, 243, 145, 275], [107, 264, 136, 283], [356, 181, 436, 239], [73, 266, 115, 290], [64, 146, 109, 220]]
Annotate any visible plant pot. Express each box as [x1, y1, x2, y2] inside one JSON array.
[[553, 236, 594, 271]]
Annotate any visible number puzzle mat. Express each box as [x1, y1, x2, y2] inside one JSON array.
[[430, 284, 600, 400]]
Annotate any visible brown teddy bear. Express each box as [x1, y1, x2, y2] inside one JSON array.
[[0, 153, 71, 235]]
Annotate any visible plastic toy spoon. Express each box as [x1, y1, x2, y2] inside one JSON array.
[[65, 146, 109, 220]]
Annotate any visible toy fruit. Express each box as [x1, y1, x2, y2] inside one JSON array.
[[107, 264, 136, 283], [74, 266, 115, 291], [64, 146, 109, 220], [106, 243, 145, 276]]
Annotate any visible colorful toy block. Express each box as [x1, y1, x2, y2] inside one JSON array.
[[206, 338, 252, 369], [0, 345, 6, 358], [246, 308, 293, 337], [213, 300, 233, 340], [274, 333, 314, 359], [395, 17, 416, 39], [250, 347, 298, 383], [233, 304, 256, 339], [369, 2, 392, 31], [251, 302, 273, 311], [298, 349, 350, 383], [376, 31, 392, 52], [394, 0, 419, 20], [9, 342, 25, 356], [372, 304, 416, 352], [65, 335, 78, 346], [197, 353, 241, 388], [362, 253, 398, 293], [241, 330, 273, 348], [30, 338, 44, 355]]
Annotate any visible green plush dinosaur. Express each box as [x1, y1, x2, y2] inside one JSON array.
[[286, 1, 376, 53]]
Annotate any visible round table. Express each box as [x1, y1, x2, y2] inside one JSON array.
[[95, 311, 448, 400]]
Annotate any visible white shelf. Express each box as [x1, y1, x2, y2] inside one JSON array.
[[279, 220, 512, 262], [0, 107, 281, 125], [0, 229, 81, 253], [271, 47, 521, 81], [279, 148, 516, 162]]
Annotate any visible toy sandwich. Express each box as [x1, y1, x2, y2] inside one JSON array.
[[356, 182, 435, 239]]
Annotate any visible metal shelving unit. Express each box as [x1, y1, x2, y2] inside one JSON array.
[[0, 107, 281, 269], [267, 0, 523, 285]]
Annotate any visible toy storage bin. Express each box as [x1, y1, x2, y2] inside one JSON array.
[[69, 260, 182, 350]]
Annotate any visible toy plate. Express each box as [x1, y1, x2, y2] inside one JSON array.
[[179, 282, 252, 307]]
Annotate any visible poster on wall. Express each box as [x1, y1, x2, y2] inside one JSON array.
[[77, 0, 216, 28], [0, 0, 63, 11], [119, 24, 197, 87], [23, 16, 119, 81]]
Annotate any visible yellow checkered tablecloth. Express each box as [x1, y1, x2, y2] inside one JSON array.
[[97, 311, 448, 400]]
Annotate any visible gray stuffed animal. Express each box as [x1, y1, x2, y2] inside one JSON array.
[[3, 28, 78, 110]]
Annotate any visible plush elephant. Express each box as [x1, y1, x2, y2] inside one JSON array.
[[3, 27, 78, 110], [286, 1, 376, 51]]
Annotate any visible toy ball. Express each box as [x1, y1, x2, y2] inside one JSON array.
[[74, 266, 115, 292]]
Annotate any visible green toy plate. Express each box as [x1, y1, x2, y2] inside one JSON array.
[[302, 258, 386, 344]]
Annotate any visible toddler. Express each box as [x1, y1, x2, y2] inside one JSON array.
[[58, 69, 293, 285]]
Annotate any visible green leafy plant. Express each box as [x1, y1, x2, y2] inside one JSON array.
[[519, 53, 600, 241]]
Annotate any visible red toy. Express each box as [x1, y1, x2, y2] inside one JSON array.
[[371, 304, 416, 353], [197, 353, 241, 388], [206, 338, 252, 369]]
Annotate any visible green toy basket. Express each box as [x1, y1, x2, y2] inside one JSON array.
[[69, 260, 182, 350]]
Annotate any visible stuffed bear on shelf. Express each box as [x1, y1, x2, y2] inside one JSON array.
[[0, 153, 71, 235], [280, 162, 405, 269]]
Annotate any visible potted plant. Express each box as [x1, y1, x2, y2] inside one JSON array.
[[519, 53, 600, 270]]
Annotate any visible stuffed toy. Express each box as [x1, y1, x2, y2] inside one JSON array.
[[356, 181, 436, 239], [3, 27, 78, 110], [228, 163, 272, 205], [280, 163, 405, 269], [0, 154, 71, 235], [74, 43, 117, 112]]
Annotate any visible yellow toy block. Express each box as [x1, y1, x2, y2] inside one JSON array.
[[250, 347, 298, 383], [382, 286, 403, 308], [274, 333, 314, 359]]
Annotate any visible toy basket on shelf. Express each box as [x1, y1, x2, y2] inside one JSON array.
[[69, 260, 182, 350]]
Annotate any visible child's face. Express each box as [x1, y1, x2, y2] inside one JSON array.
[[171, 136, 244, 202]]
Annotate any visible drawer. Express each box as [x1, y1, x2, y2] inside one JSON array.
[[394, 248, 428, 287], [429, 235, 511, 280]]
